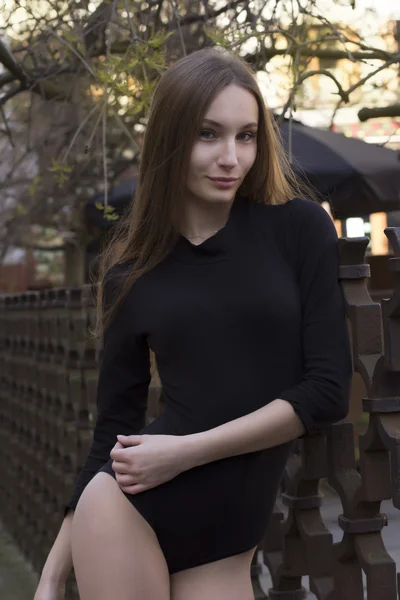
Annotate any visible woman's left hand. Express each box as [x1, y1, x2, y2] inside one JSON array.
[[110, 434, 193, 494]]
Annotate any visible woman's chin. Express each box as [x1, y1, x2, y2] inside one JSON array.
[[202, 185, 239, 203], [185, 182, 240, 206]]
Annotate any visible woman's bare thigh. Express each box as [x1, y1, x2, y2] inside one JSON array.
[[71, 472, 170, 600], [170, 546, 257, 600]]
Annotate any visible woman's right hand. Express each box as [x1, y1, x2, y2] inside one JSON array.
[[33, 578, 65, 600]]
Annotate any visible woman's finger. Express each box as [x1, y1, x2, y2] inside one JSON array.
[[120, 484, 149, 495], [111, 460, 128, 473], [110, 447, 128, 461], [115, 472, 136, 486]]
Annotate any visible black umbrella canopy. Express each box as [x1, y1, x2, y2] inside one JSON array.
[[86, 120, 400, 229], [279, 119, 400, 219]]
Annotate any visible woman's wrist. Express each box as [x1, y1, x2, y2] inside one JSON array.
[[182, 432, 211, 469]]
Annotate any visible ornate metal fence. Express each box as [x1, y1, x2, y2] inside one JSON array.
[[0, 232, 399, 599]]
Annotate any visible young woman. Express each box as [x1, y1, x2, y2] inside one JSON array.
[[34, 47, 352, 600]]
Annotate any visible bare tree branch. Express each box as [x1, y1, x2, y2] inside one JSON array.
[[347, 55, 400, 96], [0, 38, 27, 82], [170, 0, 187, 57], [358, 104, 400, 121], [249, 47, 398, 63], [0, 72, 16, 88], [0, 101, 14, 147], [0, 83, 24, 106], [279, 69, 350, 121]]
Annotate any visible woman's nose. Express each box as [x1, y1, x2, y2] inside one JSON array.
[[217, 139, 239, 168]]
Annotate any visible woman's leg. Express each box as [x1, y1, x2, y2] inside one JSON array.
[[71, 473, 170, 600], [170, 546, 257, 600]]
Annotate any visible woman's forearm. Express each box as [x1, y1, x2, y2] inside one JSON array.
[[185, 399, 305, 468], [40, 511, 74, 584]]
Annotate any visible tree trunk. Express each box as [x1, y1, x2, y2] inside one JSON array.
[[64, 241, 86, 287]]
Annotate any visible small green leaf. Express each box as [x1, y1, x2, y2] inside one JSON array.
[[15, 203, 28, 216], [104, 213, 119, 221], [28, 175, 41, 197]]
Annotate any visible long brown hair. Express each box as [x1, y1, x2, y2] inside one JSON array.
[[94, 47, 312, 337]]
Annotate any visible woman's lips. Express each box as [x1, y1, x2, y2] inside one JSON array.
[[208, 178, 238, 188]]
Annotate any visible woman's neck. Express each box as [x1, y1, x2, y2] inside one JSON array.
[[180, 197, 234, 242]]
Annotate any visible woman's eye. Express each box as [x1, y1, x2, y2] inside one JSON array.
[[239, 132, 255, 141], [199, 130, 215, 139], [199, 130, 255, 141]]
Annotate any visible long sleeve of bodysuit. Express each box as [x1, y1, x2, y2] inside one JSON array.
[[278, 199, 353, 435], [65, 265, 150, 512]]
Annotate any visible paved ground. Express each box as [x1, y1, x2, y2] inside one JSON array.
[[0, 523, 38, 600], [1, 490, 400, 599]]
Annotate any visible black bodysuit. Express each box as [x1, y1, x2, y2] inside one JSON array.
[[66, 195, 352, 574]]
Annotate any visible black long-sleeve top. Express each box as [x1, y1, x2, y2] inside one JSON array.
[[66, 195, 353, 511]]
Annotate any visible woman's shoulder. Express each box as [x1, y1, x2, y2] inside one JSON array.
[[248, 197, 338, 265], [255, 197, 336, 238], [253, 196, 330, 221], [285, 197, 333, 223]]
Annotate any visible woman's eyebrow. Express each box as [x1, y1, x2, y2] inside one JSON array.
[[202, 118, 258, 128]]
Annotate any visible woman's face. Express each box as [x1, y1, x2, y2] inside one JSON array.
[[185, 84, 258, 208]]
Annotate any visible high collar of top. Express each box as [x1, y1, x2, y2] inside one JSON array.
[[171, 193, 249, 265]]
